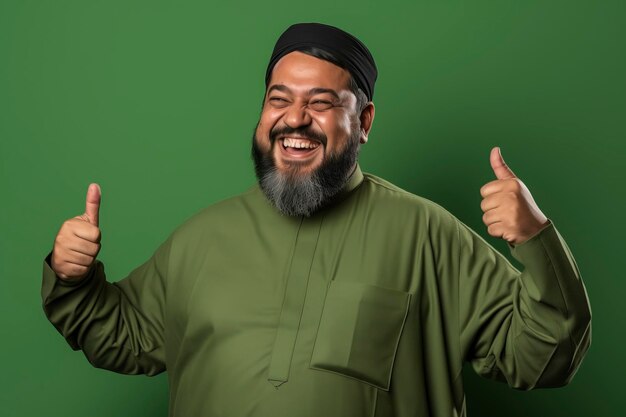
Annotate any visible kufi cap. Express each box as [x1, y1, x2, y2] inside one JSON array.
[[265, 22, 378, 101]]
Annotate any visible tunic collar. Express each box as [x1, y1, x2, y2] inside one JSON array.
[[311, 163, 364, 217], [334, 162, 364, 200]]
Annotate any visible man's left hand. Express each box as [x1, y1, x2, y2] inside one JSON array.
[[479, 147, 550, 246]]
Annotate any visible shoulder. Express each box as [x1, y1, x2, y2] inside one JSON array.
[[167, 185, 262, 244], [359, 172, 459, 230]]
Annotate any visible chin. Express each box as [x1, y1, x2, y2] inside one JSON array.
[[277, 159, 322, 176], [273, 147, 324, 176]]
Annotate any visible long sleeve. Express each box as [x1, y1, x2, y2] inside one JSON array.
[[40, 235, 173, 376], [457, 219, 592, 390]]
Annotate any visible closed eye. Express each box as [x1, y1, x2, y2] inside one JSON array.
[[269, 97, 290, 108], [309, 100, 334, 110]]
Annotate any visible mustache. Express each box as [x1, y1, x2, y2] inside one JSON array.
[[270, 126, 327, 146]]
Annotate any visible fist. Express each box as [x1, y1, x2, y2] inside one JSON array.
[[51, 183, 102, 281], [479, 147, 550, 245]]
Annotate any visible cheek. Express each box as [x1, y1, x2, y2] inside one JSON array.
[[316, 114, 352, 146], [335, 113, 353, 133], [255, 119, 266, 137], [254, 124, 272, 154], [256, 113, 277, 143], [258, 109, 284, 134]]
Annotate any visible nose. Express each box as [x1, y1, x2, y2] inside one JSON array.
[[283, 104, 312, 128]]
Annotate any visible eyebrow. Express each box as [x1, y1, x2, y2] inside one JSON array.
[[267, 85, 340, 100]]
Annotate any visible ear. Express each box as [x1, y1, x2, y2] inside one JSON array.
[[358, 102, 375, 144]]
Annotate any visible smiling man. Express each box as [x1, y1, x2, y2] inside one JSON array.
[[252, 35, 374, 217], [42, 23, 591, 417]]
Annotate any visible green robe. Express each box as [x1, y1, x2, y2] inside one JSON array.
[[41, 164, 592, 417]]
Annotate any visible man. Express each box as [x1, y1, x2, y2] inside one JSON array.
[[42, 23, 591, 417]]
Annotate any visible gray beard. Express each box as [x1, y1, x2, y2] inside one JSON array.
[[251, 127, 361, 217]]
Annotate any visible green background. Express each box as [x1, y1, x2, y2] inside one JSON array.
[[1, 0, 623, 416]]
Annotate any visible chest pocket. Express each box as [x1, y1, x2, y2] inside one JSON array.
[[309, 280, 412, 391]]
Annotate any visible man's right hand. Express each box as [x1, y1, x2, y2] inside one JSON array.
[[51, 183, 102, 281]]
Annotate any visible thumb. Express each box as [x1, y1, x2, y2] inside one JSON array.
[[84, 183, 101, 226], [490, 146, 516, 179]]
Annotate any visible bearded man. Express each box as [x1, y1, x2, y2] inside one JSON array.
[[42, 23, 591, 417]]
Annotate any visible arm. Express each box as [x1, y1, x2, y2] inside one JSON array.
[[42, 183, 171, 376], [457, 218, 592, 390], [41, 235, 172, 376]]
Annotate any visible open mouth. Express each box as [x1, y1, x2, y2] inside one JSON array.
[[278, 137, 322, 159]]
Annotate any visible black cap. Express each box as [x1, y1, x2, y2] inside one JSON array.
[[265, 23, 378, 101]]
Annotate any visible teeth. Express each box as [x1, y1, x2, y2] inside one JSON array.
[[283, 137, 320, 149]]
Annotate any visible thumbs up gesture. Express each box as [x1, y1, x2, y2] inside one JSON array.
[[51, 183, 102, 281], [479, 147, 550, 246]]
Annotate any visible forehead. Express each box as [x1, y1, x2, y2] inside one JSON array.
[[267, 51, 352, 94]]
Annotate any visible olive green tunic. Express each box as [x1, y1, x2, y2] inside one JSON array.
[[41, 164, 592, 417]]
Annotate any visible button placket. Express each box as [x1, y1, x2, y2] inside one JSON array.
[[267, 215, 323, 387]]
